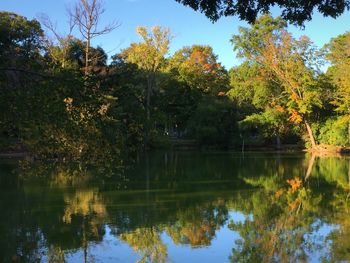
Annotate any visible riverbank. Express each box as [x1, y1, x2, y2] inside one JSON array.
[[307, 144, 350, 157], [1, 140, 350, 159]]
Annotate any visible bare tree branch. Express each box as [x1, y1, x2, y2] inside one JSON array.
[[68, 0, 120, 75], [38, 13, 76, 69]]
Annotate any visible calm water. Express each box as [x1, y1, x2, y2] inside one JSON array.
[[1, 151, 350, 262]]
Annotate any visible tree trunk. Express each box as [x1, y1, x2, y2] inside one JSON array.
[[85, 35, 90, 75], [146, 74, 152, 121], [304, 119, 316, 148], [144, 73, 153, 148], [276, 134, 281, 150]]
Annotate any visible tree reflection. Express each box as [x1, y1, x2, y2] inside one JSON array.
[[321, 158, 350, 262], [119, 227, 168, 263], [165, 198, 228, 247], [2, 153, 350, 261], [229, 162, 323, 262]]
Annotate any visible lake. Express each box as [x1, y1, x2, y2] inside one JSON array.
[[0, 151, 349, 262]]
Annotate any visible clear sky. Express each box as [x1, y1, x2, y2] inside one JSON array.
[[1, 0, 349, 69]]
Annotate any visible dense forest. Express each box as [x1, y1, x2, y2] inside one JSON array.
[[1, 0, 350, 165]]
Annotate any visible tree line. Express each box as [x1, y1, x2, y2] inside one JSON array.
[[1, 1, 350, 163]]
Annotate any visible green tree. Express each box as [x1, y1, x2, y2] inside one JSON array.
[[122, 26, 172, 145], [325, 32, 350, 144], [231, 14, 324, 148], [228, 62, 292, 147], [163, 45, 231, 144], [67, 39, 108, 73], [0, 12, 45, 143], [0, 12, 44, 83]]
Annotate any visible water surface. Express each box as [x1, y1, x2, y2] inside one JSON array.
[[0, 151, 349, 262]]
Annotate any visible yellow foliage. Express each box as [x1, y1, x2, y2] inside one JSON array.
[[62, 189, 107, 224], [275, 105, 285, 113], [63, 97, 73, 104], [63, 97, 73, 112], [287, 177, 302, 192], [288, 109, 303, 124], [289, 93, 299, 102], [288, 198, 300, 210], [275, 189, 284, 198]]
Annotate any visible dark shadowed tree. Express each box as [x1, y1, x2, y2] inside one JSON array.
[[175, 0, 350, 26]]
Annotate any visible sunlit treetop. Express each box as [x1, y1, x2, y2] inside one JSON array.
[[175, 0, 350, 26]]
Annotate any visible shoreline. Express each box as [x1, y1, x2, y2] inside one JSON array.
[[1, 143, 350, 159]]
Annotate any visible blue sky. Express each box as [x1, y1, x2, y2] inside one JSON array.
[[1, 0, 349, 69]]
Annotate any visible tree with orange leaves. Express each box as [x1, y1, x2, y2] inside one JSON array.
[[231, 14, 325, 148], [169, 45, 228, 94]]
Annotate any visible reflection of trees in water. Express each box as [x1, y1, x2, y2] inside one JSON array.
[[62, 188, 108, 263], [327, 191, 350, 262], [47, 245, 65, 262], [229, 189, 323, 262], [116, 198, 229, 262], [165, 198, 228, 247], [119, 227, 168, 263], [0, 161, 112, 262], [227, 155, 350, 262], [62, 189, 107, 225], [228, 156, 325, 262], [3, 154, 350, 261], [320, 158, 350, 262]]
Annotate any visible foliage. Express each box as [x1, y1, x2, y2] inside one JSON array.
[[240, 107, 289, 142], [316, 117, 348, 146], [121, 26, 172, 145], [325, 32, 350, 144], [0, 12, 44, 66], [169, 45, 228, 94], [325, 32, 350, 115], [187, 96, 234, 146], [123, 26, 171, 73], [175, 0, 350, 26], [2, 7, 350, 162], [228, 62, 271, 109], [231, 14, 326, 147]]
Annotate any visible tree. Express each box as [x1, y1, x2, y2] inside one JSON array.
[[175, 0, 350, 26], [0, 12, 44, 76], [0, 12, 45, 139], [118, 227, 168, 263], [325, 32, 350, 144], [38, 13, 76, 69], [164, 45, 231, 144], [231, 14, 324, 148], [169, 45, 228, 94], [228, 62, 270, 109], [67, 39, 108, 72], [122, 26, 172, 144], [228, 62, 291, 147], [69, 0, 119, 75]]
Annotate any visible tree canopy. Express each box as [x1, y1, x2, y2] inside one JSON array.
[[175, 0, 350, 25]]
